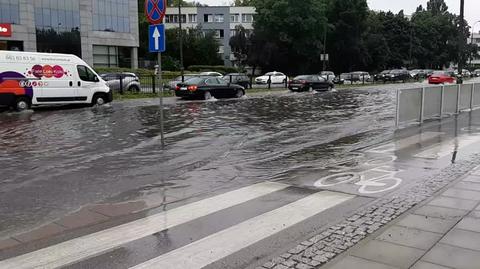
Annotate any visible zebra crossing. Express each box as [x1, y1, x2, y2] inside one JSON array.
[[0, 182, 356, 269]]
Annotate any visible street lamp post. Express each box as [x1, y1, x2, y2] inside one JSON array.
[[470, 21, 480, 69], [178, 2, 184, 82], [458, 0, 465, 84]]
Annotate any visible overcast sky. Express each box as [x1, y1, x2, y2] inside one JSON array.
[[196, 0, 480, 29]]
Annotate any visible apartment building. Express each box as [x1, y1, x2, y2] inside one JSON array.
[[164, 6, 255, 67]]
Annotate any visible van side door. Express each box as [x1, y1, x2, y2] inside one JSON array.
[[37, 65, 77, 103], [76, 65, 99, 103]]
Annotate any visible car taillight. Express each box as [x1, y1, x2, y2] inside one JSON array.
[[176, 85, 181, 91], [187, 85, 198, 91]]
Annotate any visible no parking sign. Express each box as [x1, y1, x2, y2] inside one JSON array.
[[145, 0, 167, 25]]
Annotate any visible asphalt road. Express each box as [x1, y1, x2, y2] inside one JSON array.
[[2, 81, 480, 268]]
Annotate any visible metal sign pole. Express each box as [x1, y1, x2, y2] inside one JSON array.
[[158, 52, 165, 147]]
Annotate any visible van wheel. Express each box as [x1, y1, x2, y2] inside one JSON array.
[[92, 94, 107, 106], [15, 97, 31, 111]]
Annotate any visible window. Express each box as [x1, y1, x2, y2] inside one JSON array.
[[93, 45, 118, 67], [34, 0, 81, 31], [0, 0, 20, 24], [204, 14, 214, 23], [77, 65, 97, 82], [213, 30, 224, 39], [242, 14, 254, 23], [218, 45, 224, 54], [188, 14, 197, 23], [92, 0, 130, 32], [231, 14, 239, 23], [214, 14, 224, 23], [206, 78, 219, 85]]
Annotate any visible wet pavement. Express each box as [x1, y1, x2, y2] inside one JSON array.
[[3, 81, 480, 268], [0, 86, 399, 239]]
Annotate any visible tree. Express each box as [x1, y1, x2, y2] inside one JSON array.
[[233, 0, 254, 6], [249, 0, 327, 74], [229, 25, 250, 67], [327, 0, 370, 72]]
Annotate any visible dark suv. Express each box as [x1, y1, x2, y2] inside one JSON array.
[[385, 69, 410, 82], [223, 73, 251, 89]]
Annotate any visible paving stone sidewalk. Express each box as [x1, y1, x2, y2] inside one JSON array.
[[324, 167, 480, 269]]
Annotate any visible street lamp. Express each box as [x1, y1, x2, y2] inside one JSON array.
[[457, 0, 465, 84], [470, 20, 480, 68], [178, 1, 184, 82]]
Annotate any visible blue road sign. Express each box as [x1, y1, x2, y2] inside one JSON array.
[[149, 24, 165, 53]]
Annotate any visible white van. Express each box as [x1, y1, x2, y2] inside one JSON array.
[[0, 51, 112, 111]]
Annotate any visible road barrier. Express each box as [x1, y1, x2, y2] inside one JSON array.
[[396, 83, 480, 127]]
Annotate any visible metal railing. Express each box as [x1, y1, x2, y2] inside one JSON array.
[[395, 83, 480, 127]]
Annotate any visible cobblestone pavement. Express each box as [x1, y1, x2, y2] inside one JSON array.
[[256, 154, 480, 269]]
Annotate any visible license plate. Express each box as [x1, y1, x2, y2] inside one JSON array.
[[292, 87, 299, 90], [180, 87, 187, 91]]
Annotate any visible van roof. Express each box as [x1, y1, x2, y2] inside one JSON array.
[[0, 51, 82, 64]]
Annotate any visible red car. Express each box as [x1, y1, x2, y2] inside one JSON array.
[[428, 71, 455, 84]]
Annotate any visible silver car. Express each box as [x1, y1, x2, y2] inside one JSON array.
[[100, 73, 141, 92]]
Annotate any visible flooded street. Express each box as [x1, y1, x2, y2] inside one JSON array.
[[0, 87, 397, 238]]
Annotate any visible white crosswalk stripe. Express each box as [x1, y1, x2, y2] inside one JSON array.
[[0, 182, 289, 269], [130, 191, 354, 269]]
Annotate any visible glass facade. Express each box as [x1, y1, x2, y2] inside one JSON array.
[[0, 0, 20, 24], [34, 0, 81, 32], [34, 0, 82, 57], [93, 45, 131, 68], [93, 0, 130, 32]]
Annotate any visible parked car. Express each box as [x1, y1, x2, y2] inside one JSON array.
[[320, 71, 336, 82], [288, 75, 334, 92], [167, 74, 199, 90], [255, 71, 287, 84], [100, 72, 141, 92], [199, 71, 223, 77], [374, 70, 391, 82], [428, 71, 455, 84], [409, 69, 429, 79], [335, 73, 352, 84], [351, 71, 371, 82], [175, 77, 245, 100], [223, 73, 251, 89], [385, 69, 410, 82]]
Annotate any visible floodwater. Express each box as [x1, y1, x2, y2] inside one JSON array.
[[0, 88, 397, 238]]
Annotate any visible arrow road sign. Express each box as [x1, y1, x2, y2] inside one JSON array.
[[149, 24, 165, 53]]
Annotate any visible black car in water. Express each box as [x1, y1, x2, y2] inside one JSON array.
[[374, 70, 391, 82], [385, 69, 410, 82], [175, 77, 245, 100], [223, 73, 251, 89], [288, 75, 334, 92]]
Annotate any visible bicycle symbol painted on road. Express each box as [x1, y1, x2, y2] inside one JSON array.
[[313, 153, 403, 194]]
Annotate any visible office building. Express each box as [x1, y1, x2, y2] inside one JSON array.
[[0, 0, 139, 68]]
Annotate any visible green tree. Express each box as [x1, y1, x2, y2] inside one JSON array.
[[248, 0, 327, 74], [229, 25, 250, 67]]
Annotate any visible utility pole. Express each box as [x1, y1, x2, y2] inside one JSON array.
[[458, 0, 465, 84], [178, 1, 184, 82], [322, 21, 327, 71]]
